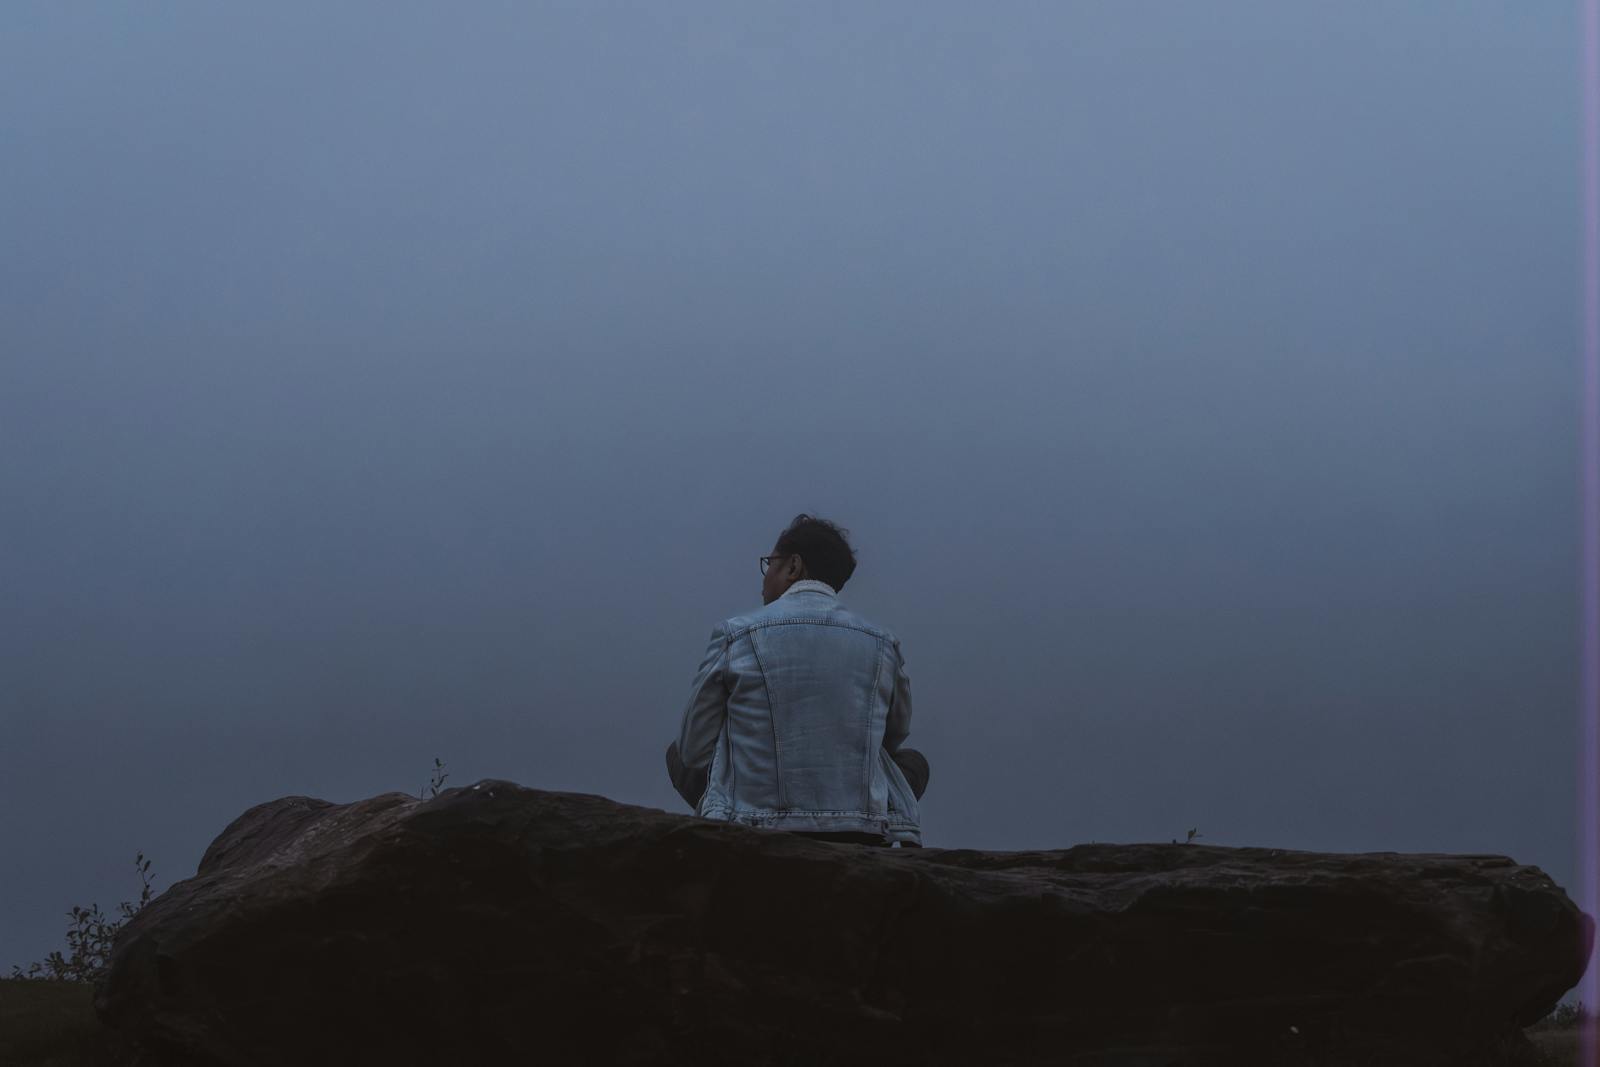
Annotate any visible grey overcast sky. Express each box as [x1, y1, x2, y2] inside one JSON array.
[[1, 3, 1584, 971]]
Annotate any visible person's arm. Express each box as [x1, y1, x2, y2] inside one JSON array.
[[665, 740, 708, 810], [675, 623, 732, 781], [883, 636, 912, 755]]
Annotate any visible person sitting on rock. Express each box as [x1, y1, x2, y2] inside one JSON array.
[[665, 513, 929, 847]]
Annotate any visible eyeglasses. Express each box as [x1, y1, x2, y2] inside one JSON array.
[[759, 554, 792, 576]]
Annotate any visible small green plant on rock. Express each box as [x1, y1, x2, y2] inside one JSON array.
[[9, 853, 155, 983], [420, 756, 449, 799]]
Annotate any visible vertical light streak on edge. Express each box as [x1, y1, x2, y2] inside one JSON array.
[[1583, 0, 1600, 1050]]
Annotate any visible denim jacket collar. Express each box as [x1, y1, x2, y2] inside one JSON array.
[[780, 579, 838, 600]]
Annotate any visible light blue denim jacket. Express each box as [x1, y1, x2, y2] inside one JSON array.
[[675, 579, 922, 845]]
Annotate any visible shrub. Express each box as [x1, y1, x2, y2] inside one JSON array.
[[9, 853, 154, 983], [15, 759, 451, 983]]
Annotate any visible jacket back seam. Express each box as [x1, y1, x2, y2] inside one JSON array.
[[744, 629, 785, 810], [725, 617, 888, 642], [865, 636, 884, 806]]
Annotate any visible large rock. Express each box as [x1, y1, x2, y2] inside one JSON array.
[[95, 780, 1592, 1066]]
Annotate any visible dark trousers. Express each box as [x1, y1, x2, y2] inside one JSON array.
[[790, 831, 897, 847]]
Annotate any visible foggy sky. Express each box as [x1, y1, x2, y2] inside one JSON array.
[[1, 3, 1584, 972]]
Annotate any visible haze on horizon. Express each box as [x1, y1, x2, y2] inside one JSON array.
[[0, 2, 1583, 972]]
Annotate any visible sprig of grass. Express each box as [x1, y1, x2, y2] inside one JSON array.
[[420, 757, 449, 799]]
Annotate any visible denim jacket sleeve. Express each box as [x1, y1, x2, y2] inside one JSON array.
[[883, 636, 912, 755], [676, 623, 731, 772]]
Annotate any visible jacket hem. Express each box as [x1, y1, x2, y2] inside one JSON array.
[[697, 804, 921, 845]]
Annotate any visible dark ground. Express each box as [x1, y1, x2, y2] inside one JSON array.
[[1, 978, 1586, 1067], [1, 979, 113, 1067]]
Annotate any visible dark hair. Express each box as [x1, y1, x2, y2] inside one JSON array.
[[774, 513, 858, 592]]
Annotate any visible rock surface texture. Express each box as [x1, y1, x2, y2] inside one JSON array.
[[96, 780, 1592, 1066]]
